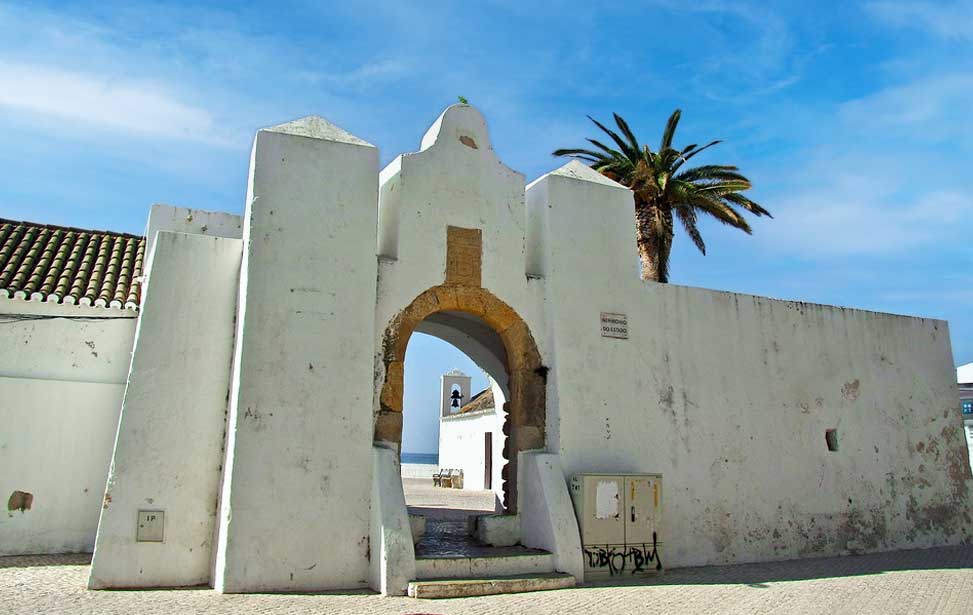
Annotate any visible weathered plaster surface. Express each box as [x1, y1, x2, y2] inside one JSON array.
[[88, 232, 241, 588], [0, 298, 136, 384], [214, 116, 379, 592], [519, 451, 584, 582], [369, 445, 415, 596], [144, 204, 243, 262], [0, 377, 124, 555], [527, 162, 973, 568], [0, 298, 134, 555]]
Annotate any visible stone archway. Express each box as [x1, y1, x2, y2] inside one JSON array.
[[374, 276, 545, 514]]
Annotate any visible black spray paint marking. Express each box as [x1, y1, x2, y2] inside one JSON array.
[[583, 532, 662, 575]]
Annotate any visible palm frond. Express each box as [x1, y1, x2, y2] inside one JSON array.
[[552, 107, 768, 282], [675, 165, 745, 183], [696, 180, 753, 194], [672, 140, 722, 173], [587, 116, 638, 160], [723, 192, 772, 217], [675, 206, 706, 255], [613, 113, 644, 156], [551, 147, 610, 159], [686, 193, 753, 233], [586, 138, 630, 162], [660, 109, 682, 151]]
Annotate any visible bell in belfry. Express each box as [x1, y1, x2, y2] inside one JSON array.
[[450, 389, 463, 408]]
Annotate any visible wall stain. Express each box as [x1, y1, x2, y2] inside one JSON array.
[[841, 379, 861, 401], [7, 491, 32, 512]]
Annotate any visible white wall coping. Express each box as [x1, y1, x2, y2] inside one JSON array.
[[0, 294, 139, 317]]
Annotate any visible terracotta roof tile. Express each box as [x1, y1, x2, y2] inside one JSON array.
[[0, 219, 145, 310], [458, 387, 495, 414]]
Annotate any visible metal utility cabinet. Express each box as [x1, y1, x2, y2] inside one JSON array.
[[570, 473, 663, 577]]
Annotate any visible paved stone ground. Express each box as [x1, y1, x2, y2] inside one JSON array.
[[3, 544, 973, 614], [403, 476, 498, 521], [404, 477, 537, 558]]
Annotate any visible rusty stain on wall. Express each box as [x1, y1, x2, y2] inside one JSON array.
[[841, 379, 861, 401], [8, 490, 33, 512]]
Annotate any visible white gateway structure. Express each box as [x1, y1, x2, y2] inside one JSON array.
[[0, 104, 970, 595]]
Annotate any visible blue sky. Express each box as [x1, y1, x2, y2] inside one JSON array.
[[1, 1, 970, 453]]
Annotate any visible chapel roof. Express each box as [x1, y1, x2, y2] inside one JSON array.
[[0, 218, 145, 309], [959, 363, 973, 387], [457, 387, 495, 414]]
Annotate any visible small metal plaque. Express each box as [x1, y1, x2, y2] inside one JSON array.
[[136, 510, 165, 542], [600, 312, 628, 339]]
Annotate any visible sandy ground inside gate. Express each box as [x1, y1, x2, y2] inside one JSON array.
[[402, 476, 498, 521]]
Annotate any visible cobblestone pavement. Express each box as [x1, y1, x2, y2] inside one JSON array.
[[4, 544, 973, 614]]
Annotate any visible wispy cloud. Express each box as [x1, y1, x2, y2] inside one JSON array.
[[755, 59, 973, 260], [764, 183, 970, 258], [867, 1, 973, 40], [840, 73, 973, 143], [641, 0, 804, 102], [295, 58, 413, 90], [0, 61, 229, 145]]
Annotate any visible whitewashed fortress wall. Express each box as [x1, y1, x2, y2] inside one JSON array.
[[3, 103, 966, 593], [0, 299, 135, 555], [527, 160, 967, 564]]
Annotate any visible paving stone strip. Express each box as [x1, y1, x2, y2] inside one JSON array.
[[3, 545, 973, 614]]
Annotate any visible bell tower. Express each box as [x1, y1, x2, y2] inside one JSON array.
[[440, 368, 471, 417]]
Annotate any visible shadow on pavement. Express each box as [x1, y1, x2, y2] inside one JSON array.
[[582, 544, 973, 587], [0, 553, 91, 568]]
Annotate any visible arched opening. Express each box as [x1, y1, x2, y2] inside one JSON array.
[[375, 285, 546, 515], [398, 328, 504, 553]]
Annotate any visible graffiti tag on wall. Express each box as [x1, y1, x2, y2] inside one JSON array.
[[583, 532, 663, 575]]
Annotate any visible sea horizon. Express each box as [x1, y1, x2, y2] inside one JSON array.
[[401, 451, 438, 465]]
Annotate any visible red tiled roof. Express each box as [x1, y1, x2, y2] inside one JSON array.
[[458, 387, 495, 414], [0, 218, 145, 309]]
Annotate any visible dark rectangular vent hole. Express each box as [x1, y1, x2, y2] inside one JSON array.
[[825, 428, 839, 452]]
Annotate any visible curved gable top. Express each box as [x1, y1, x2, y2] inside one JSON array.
[[415, 104, 522, 178], [420, 103, 493, 153]]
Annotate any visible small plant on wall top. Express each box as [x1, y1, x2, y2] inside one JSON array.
[[554, 110, 770, 283]]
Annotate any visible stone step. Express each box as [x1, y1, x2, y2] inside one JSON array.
[[408, 572, 576, 599], [414, 550, 556, 580]]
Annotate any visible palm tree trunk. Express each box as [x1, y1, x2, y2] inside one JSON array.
[[636, 228, 659, 281], [635, 200, 661, 282]]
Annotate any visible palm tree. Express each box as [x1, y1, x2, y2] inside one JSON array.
[[553, 110, 770, 283]]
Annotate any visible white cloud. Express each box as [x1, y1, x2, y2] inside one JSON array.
[[758, 68, 973, 258], [839, 74, 973, 142], [867, 1, 973, 40], [0, 61, 229, 145], [295, 58, 412, 90], [763, 181, 971, 258]]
